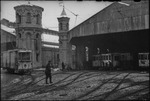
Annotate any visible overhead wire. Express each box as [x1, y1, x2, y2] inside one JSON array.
[[59, 2, 79, 27]]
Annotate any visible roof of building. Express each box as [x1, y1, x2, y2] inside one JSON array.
[[68, 1, 138, 32], [60, 7, 67, 17], [42, 28, 58, 35], [14, 2, 44, 11], [1, 24, 16, 36]]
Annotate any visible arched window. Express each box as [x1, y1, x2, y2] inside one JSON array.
[[36, 53, 39, 62], [35, 33, 39, 50], [36, 14, 40, 24], [18, 33, 21, 48], [59, 23, 63, 30], [35, 33, 40, 61], [26, 13, 31, 23], [26, 33, 31, 49], [16, 13, 21, 24], [66, 23, 69, 30]]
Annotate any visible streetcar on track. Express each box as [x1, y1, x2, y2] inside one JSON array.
[[1, 49, 33, 74], [138, 53, 149, 68], [92, 53, 133, 70]]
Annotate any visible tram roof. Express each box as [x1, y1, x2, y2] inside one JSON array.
[[18, 50, 32, 52], [2, 49, 32, 53]]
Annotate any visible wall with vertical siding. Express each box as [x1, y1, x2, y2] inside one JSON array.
[[42, 47, 59, 67], [68, 1, 149, 41]]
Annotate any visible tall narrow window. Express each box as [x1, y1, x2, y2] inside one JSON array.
[[26, 33, 31, 49], [57, 54, 59, 62], [59, 23, 63, 30], [35, 34, 39, 50], [18, 33, 21, 48], [36, 34, 39, 38], [36, 14, 40, 24], [36, 53, 39, 62], [16, 13, 21, 24], [97, 48, 100, 54], [66, 23, 69, 30], [26, 13, 31, 23], [85, 46, 89, 61]]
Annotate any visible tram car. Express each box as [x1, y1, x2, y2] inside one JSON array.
[[92, 53, 133, 70], [138, 53, 149, 68], [1, 49, 32, 74]]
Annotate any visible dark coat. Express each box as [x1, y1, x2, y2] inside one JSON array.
[[45, 62, 52, 75], [62, 62, 65, 69]]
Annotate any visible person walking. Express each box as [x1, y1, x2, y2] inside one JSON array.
[[45, 61, 53, 84]]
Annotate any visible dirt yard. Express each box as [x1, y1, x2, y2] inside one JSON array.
[[1, 70, 149, 100]]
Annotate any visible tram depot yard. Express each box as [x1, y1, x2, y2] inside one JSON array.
[[1, 69, 149, 100]]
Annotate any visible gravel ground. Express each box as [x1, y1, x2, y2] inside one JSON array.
[[1, 70, 149, 100]]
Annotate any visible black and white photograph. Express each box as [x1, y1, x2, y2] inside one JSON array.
[[1, 0, 149, 100]]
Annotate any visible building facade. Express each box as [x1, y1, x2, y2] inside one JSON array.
[[58, 1, 149, 70], [1, 21, 16, 52], [42, 46, 59, 68], [14, 4, 44, 68], [57, 7, 71, 69], [1, 18, 59, 69]]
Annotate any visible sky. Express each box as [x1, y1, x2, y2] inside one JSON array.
[[1, 1, 112, 31], [1, 1, 112, 47]]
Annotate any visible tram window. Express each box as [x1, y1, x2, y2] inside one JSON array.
[[140, 54, 147, 60], [99, 56, 102, 60], [93, 57, 95, 61], [22, 52, 30, 61], [114, 56, 120, 60], [145, 54, 148, 60], [19, 52, 31, 61], [139, 54, 141, 59], [141, 55, 143, 60], [19, 53, 22, 60], [143, 54, 147, 60], [103, 56, 105, 60], [106, 56, 108, 60], [121, 55, 125, 60], [108, 55, 111, 60]]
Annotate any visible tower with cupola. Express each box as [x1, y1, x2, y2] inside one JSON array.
[[14, 2, 44, 68], [57, 7, 70, 69]]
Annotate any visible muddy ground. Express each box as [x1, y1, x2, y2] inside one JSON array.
[[1, 69, 149, 100]]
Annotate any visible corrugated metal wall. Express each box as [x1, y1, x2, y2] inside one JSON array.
[[68, 1, 149, 40]]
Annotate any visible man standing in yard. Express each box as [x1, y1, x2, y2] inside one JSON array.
[[45, 61, 53, 84]]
